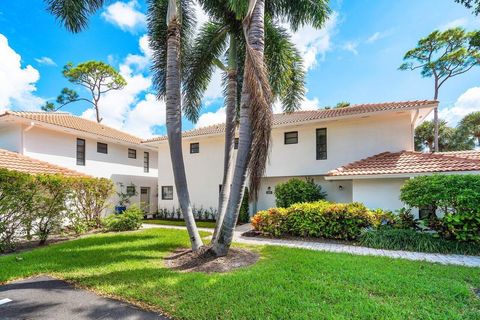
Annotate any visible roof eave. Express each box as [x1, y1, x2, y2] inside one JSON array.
[[325, 170, 480, 180]]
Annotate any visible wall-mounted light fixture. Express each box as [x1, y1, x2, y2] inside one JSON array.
[[338, 185, 344, 191], [266, 186, 273, 194]]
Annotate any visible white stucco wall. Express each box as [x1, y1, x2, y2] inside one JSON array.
[[352, 178, 407, 212], [256, 176, 353, 211], [156, 112, 414, 213], [0, 124, 22, 152], [20, 126, 159, 213]]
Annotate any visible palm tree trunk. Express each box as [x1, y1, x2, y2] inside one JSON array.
[[166, 1, 203, 251], [212, 34, 238, 243], [213, 0, 266, 256]]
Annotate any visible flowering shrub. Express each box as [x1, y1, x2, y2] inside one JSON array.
[[252, 201, 376, 240]]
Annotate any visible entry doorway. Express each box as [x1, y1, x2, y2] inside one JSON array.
[[140, 187, 151, 213]]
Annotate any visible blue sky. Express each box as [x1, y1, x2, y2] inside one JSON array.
[[0, 0, 479, 138]]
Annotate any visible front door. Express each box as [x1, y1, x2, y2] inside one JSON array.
[[140, 187, 150, 213]]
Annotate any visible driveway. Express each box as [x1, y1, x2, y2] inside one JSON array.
[[0, 276, 168, 320]]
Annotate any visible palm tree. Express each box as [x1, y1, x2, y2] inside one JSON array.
[[183, 3, 307, 243], [46, 0, 204, 251], [459, 111, 480, 146], [212, 0, 330, 256]]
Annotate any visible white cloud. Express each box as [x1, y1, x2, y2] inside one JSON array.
[[193, 0, 209, 33], [195, 106, 226, 128], [286, 11, 339, 70], [440, 18, 469, 30], [342, 41, 358, 55], [123, 93, 166, 138], [439, 87, 480, 126], [101, 0, 146, 33], [0, 34, 44, 111], [34, 56, 56, 66]]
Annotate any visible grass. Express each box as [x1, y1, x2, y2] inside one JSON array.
[[142, 219, 216, 228], [1, 228, 479, 319]]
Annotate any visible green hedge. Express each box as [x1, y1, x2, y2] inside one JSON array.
[[103, 205, 143, 232], [274, 178, 326, 208], [0, 169, 114, 252], [252, 201, 378, 240], [401, 174, 480, 243], [359, 228, 480, 256]]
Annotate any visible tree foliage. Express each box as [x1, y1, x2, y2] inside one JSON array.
[[414, 119, 474, 151], [458, 111, 480, 146], [455, 0, 480, 15], [43, 61, 126, 123]]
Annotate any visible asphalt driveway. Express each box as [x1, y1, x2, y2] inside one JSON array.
[[0, 276, 168, 320]]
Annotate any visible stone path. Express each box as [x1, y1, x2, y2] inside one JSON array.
[[143, 223, 480, 268]]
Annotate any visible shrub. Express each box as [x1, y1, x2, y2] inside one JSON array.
[[359, 228, 480, 256], [238, 188, 250, 223], [251, 208, 289, 237], [31, 174, 70, 245], [0, 169, 36, 252], [103, 205, 143, 232], [441, 212, 480, 243], [400, 174, 480, 215], [252, 201, 376, 240], [69, 177, 115, 228], [274, 178, 326, 208]]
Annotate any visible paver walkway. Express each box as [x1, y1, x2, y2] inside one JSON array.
[[0, 276, 167, 320], [143, 223, 480, 267]]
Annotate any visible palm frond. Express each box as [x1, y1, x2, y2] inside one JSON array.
[[265, 20, 305, 112], [266, 0, 331, 31], [183, 21, 229, 122], [45, 0, 105, 33]]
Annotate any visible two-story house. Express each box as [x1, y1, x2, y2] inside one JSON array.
[[145, 100, 480, 216], [0, 111, 159, 213]]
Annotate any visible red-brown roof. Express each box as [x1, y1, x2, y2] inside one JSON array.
[[144, 100, 437, 143], [0, 148, 87, 177], [328, 150, 480, 177], [1, 111, 142, 144]]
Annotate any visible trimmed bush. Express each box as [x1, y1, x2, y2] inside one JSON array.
[[274, 178, 326, 208], [238, 188, 250, 223], [252, 201, 376, 240], [401, 174, 480, 242], [359, 228, 480, 256], [103, 206, 143, 232]]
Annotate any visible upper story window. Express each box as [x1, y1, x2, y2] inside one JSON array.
[[144, 152, 149, 173], [284, 131, 298, 144], [316, 128, 327, 160], [190, 142, 200, 154], [234, 138, 239, 150], [162, 186, 173, 200], [97, 142, 108, 154], [76, 138, 85, 166], [128, 148, 137, 159]]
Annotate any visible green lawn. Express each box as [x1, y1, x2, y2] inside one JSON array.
[[143, 219, 216, 228], [1, 229, 479, 319]]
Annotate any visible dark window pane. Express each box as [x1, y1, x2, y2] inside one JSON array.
[[76, 138, 85, 166], [97, 142, 108, 154], [162, 186, 173, 200], [284, 131, 298, 144], [128, 148, 137, 159], [190, 143, 199, 154], [316, 128, 327, 160], [126, 186, 136, 196], [144, 152, 149, 173], [234, 138, 239, 150]]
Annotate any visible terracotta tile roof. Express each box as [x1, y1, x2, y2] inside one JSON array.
[[1, 111, 142, 144], [0, 148, 88, 177], [438, 150, 480, 160], [328, 150, 480, 177], [144, 100, 437, 143]]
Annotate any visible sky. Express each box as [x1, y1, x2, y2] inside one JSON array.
[[0, 0, 480, 139]]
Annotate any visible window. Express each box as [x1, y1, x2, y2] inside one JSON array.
[[144, 152, 149, 173], [162, 186, 173, 200], [126, 185, 136, 196], [284, 131, 298, 144], [190, 142, 199, 154], [234, 138, 239, 150], [128, 148, 137, 159], [97, 142, 108, 154], [76, 138, 85, 166], [316, 128, 327, 160]]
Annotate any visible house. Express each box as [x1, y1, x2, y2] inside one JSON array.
[[0, 111, 158, 213], [143, 100, 457, 216]]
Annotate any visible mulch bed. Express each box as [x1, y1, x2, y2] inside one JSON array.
[[164, 247, 259, 273]]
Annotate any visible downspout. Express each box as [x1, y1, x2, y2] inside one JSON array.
[[22, 122, 35, 154], [410, 109, 419, 151]]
